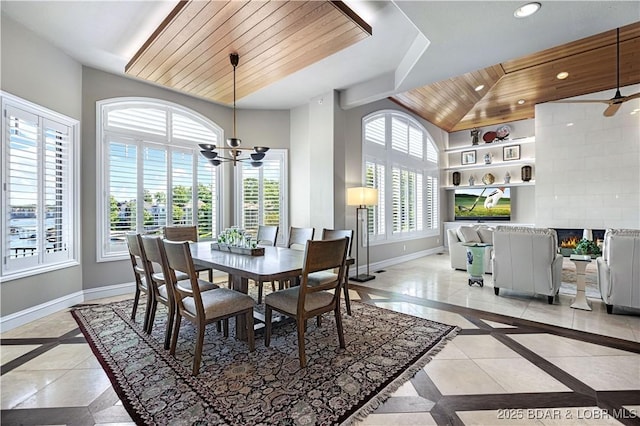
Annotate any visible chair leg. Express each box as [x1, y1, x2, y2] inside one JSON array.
[[131, 288, 141, 320], [316, 315, 322, 327], [192, 324, 205, 376], [296, 319, 307, 368], [334, 306, 346, 349], [170, 315, 182, 355], [343, 276, 352, 316], [547, 295, 554, 305], [146, 300, 158, 334], [606, 304, 613, 314], [494, 287, 500, 296], [164, 303, 176, 350], [245, 310, 255, 352], [258, 281, 264, 304], [264, 306, 273, 347], [142, 291, 153, 332]]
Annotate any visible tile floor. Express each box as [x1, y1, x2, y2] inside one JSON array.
[[1, 253, 639, 425]]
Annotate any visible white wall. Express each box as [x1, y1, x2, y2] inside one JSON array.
[[0, 14, 83, 317], [535, 84, 640, 230], [289, 104, 311, 229]]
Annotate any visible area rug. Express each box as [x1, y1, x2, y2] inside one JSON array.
[[72, 299, 457, 425]]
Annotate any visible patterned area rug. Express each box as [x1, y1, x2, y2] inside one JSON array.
[[72, 299, 457, 425]]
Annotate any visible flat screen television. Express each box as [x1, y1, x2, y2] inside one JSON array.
[[454, 187, 511, 221]]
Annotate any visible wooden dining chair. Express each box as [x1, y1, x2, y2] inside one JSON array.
[[287, 226, 315, 250], [257, 225, 279, 246], [274, 226, 316, 292], [163, 240, 256, 376], [321, 228, 355, 316], [264, 237, 349, 367], [125, 233, 152, 331], [255, 225, 279, 304], [163, 225, 214, 281], [140, 235, 219, 349]]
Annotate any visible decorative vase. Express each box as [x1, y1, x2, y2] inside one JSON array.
[[504, 171, 511, 183], [484, 153, 492, 164], [521, 165, 532, 182], [468, 175, 475, 186], [452, 171, 461, 186]]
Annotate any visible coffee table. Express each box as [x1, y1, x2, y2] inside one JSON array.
[[569, 255, 592, 311]]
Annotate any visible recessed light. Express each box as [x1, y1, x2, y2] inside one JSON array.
[[556, 71, 569, 80], [475, 84, 485, 92], [567, 122, 574, 127], [517, 99, 525, 105], [632, 111, 638, 115], [514, 2, 541, 18]]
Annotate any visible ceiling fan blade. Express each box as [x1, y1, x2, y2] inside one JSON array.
[[552, 99, 611, 104], [623, 92, 640, 102], [603, 103, 622, 117]]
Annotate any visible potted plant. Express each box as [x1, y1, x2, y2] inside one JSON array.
[[573, 238, 601, 258]]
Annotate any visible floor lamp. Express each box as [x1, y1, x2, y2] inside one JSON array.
[[347, 186, 378, 282]]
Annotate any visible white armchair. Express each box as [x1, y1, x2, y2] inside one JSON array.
[[492, 226, 563, 304], [447, 225, 494, 273], [597, 229, 640, 314]]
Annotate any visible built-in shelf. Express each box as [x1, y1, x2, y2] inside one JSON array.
[[444, 158, 534, 172], [443, 181, 535, 190], [444, 135, 536, 189], [444, 136, 535, 154]]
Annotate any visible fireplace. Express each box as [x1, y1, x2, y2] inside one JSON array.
[[554, 228, 605, 249]]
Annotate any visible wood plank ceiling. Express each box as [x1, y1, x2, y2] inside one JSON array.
[[392, 21, 640, 132], [125, 0, 371, 105]]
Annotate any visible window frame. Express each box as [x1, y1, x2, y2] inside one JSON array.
[[234, 149, 288, 246], [362, 110, 439, 244], [96, 97, 223, 262], [1, 91, 80, 281]]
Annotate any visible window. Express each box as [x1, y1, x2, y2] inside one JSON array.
[[235, 150, 288, 245], [97, 99, 221, 261], [1, 92, 79, 280], [362, 110, 438, 242]]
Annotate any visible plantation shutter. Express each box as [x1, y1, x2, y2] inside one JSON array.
[[197, 155, 216, 240], [143, 145, 168, 233], [171, 150, 193, 225], [108, 140, 137, 254], [426, 176, 438, 230], [6, 107, 39, 265], [3, 102, 75, 275], [239, 156, 282, 240], [364, 116, 385, 146], [365, 160, 385, 237]]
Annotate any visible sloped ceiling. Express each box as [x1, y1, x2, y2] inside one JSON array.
[[392, 22, 640, 132]]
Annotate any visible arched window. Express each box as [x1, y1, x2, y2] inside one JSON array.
[[362, 110, 438, 242], [96, 98, 222, 261]]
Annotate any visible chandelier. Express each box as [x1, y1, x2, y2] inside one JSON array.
[[199, 53, 269, 167]]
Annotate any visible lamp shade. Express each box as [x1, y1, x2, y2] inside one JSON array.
[[347, 187, 378, 206]]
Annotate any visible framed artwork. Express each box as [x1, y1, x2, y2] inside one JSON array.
[[461, 150, 476, 165], [503, 144, 520, 161]]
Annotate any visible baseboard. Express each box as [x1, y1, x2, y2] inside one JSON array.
[[351, 246, 445, 277], [1, 282, 135, 333]]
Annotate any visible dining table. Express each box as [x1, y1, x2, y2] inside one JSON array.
[[190, 242, 354, 340]]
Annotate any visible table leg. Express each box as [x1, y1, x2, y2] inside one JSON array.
[[570, 261, 592, 311], [231, 274, 249, 340]]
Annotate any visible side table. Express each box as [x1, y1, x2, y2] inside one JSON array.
[[569, 254, 592, 311]]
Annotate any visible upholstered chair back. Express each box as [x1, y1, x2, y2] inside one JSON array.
[[492, 226, 562, 298], [597, 229, 640, 312]]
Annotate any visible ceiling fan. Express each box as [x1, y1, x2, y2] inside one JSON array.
[[554, 28, 640, 117]]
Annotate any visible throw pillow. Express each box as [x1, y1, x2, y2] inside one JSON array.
[[478, 227, 494, 244], [457, 226, 481, 243]]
